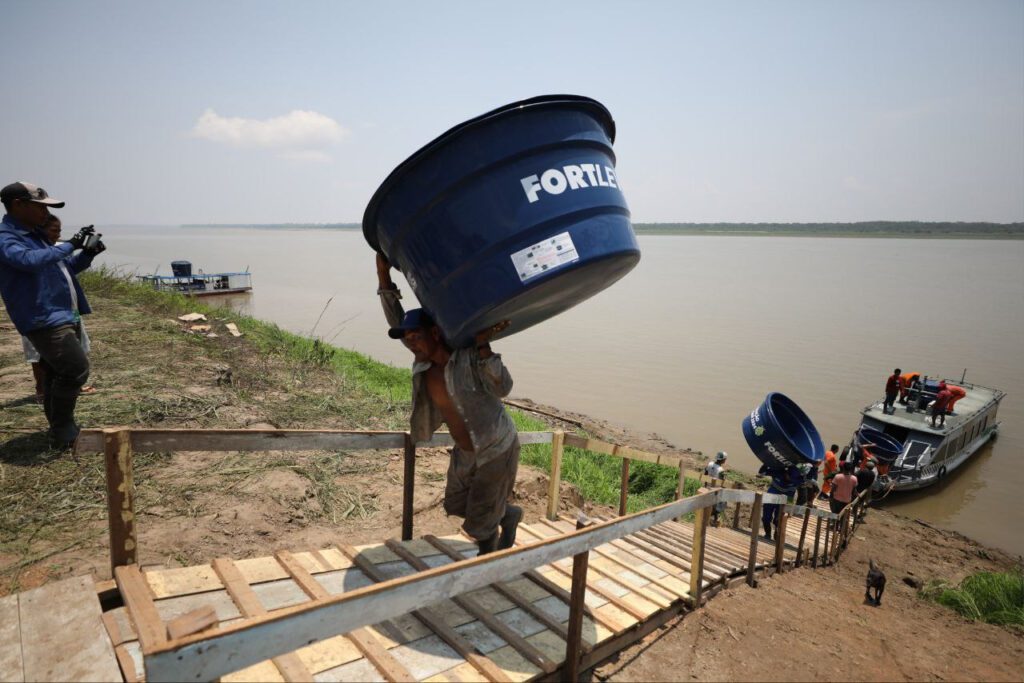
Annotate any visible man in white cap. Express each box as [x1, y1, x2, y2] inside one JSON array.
[[0, 182, 104, 449], [704, 451, 728, 526]]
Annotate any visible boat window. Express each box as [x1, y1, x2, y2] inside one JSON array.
[[982, 415, 988, 432]]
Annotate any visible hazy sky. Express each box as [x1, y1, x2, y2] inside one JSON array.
[[2, 0, 1022, 225]]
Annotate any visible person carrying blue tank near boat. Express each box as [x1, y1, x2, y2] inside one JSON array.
[[376, 253, 522, 556], [757, 462, 807, 541]]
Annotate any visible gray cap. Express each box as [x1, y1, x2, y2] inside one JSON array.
[[1, 182, 65, 207]]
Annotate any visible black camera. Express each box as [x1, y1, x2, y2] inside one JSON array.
[[83, 233, 101, 250]]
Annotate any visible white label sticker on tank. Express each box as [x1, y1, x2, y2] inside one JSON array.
[[511, 232, 579, 283]]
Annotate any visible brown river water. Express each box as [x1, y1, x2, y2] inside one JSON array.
[[99, 227, 1024, 556]]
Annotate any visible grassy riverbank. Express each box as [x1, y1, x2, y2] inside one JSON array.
[[1, 269, 697, 591], [79, 269, 695, 511]]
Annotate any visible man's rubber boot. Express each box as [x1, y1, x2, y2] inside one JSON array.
[[48, 394, 80, 450], [498, 505, 523, 550], [476, 533, 499, 556]]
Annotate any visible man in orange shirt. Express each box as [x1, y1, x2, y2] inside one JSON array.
[[821, 444, 839, 496]]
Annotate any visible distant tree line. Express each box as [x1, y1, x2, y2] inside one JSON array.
[[633, 222, 1024, 236]]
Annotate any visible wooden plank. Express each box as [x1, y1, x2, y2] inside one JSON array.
[[383, 540, 557, 675], [618, 458, 630, 516], [523, 522, 675, 608], [0, 594, 23, 683], [796, 507, 812, 567], [19, 575, 121, 682], [774, 508, 788, 573], [562, 433, 684, 467], [145, 491, 717, 682], [212, 557, 313, 682], [546, 431, 564, 521], [338, 544, 510, 683], [423, 535, 573, 644], [145, 564, 221, 598], [515, 525, 652, 621], [402, 434, 416, 541], [812, 516, 823, 568], [564, 517, 591, 682], [641, 522, 742, 578], [78, 428, 409, 453], [541, 519, 689, 601], [746, 493, 763, 587], [690, 505, 709, 604], [276, 550, 414, 683], [166, 606, 218, 640], [115, 565, 167, 650], [78, 428, 555, 454], [104, 428, 137, 572]]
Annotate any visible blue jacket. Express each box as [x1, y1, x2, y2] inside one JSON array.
[[0, 214, 95, 334]]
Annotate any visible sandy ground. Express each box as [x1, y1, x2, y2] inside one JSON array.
[[2, 294, 1022, 681]]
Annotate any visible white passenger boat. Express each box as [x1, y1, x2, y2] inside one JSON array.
[[854, 374, 1004, 492]]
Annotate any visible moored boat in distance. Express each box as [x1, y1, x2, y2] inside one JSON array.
[[854, 374, 1005, 492], [137, 260, 253, 297]]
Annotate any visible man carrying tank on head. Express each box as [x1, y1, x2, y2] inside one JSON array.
[[0, 182, 105, 449], [376, 254, 522, 555]]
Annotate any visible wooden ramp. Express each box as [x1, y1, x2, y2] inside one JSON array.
[[93, 509, 832, 683]]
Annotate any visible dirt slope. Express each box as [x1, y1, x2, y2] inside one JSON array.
[[600, 509, 1024, 682]]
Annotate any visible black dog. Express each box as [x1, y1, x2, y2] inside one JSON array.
[[865, 558, 886, 606]]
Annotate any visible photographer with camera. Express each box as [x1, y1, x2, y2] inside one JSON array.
[[0, 181, 106, 449]]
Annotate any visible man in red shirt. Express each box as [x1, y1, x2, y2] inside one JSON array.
[[884, 368, 902, 414], [932, 382, 953, 428]]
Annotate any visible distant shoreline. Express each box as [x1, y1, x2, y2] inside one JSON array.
[[177, 221, 1024, 239]]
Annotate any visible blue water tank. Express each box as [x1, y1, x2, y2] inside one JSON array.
[[363, 95, 640, 348], [854, 426, 903, 464], [742, 393, 825, 469], [171, 261, 192, 277]]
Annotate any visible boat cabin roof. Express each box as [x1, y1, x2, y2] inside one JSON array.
[[861, 378, 1004, 441]]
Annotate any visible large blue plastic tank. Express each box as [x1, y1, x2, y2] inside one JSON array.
[[363, 95, 640, 348], [854, 426, 903, 464], [742, 393, 825, 469]]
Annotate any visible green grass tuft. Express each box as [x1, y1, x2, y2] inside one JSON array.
[[923, 571, 1024, 627]]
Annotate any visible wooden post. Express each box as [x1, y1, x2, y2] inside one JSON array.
[[823, 519, 832, 566], [676, 461, 686, 499], [812, 515, 823, 568], [618, 458, 630, 516], [774, 507, 788, 573], [546, 431, 565, 521], [690, 502, 710, 604], [104, 428, 137, 572], [401, 434, 416, 541], [796, 507, 811, 567], [563, 515, 591, 682], [731, 499, 742, 530], [746, 493, 763, 587]]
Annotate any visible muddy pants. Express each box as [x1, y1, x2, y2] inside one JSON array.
[[24, 323, 90, 439], [444, 441, 520, 542]]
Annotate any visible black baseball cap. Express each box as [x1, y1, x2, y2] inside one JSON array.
[[388, 308, 435, 339], [0, 182, 65, 207]]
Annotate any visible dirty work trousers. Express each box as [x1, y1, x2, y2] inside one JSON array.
[[24, 323, 89, 439], [444, 441, 520, 542]]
